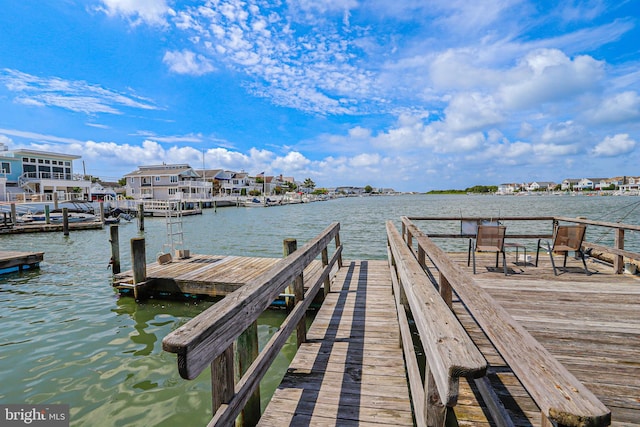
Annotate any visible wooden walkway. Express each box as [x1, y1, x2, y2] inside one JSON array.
[[0, 250, 44, 274], [259, 260, 413, 426]]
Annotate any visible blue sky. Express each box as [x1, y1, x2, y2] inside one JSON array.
[[0, 0, 638, 191]]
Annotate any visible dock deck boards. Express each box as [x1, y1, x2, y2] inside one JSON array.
[[123, 247, 639, 425], [0, 250, 44, 273], [259, 260, 414, 426], [448, 251, 640, 426], [113, 254, 325, 298]]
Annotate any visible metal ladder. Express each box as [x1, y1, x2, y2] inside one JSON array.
[[163, 200, 184, 256]]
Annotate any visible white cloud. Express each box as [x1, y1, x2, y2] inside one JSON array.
[[0, 69, 158, 115], [163, 50, 216, 75], [499, 49, 604, 110], [588, 91, 640, 124], [97, 0, 170, 27], [591, 134, 636, 157]]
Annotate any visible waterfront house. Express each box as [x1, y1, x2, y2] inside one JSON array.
[[0, 142, 91, 202], [497, 183, 518, 194], [124, 164, 212, 201], [528, 181, 556, 192], [561, 179, 580, 191]]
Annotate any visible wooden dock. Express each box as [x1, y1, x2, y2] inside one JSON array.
[[443, 251, 640, 425], [0, 250, 44, 274], [113, 254, 325, 299], [0, 221, 103, 234], [259, 260, 414, 426], [155, 219, 640, 426]]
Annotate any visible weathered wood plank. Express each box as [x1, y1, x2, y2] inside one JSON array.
[[259, 260, 413, 426], [403, 217, 612, 427]]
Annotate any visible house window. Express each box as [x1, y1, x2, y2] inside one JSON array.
[[155, 176, 161, 182], [1, 162, 10, 174], [130, 177, 134, 183], [170, 176, 178, 183], [38, 159, 44, 163], [168, 188, 177, 195], [65, 161, 70, 166], [45, 160, 50, 164]]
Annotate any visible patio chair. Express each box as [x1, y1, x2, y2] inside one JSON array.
[[468, 225, 507, 275], [535, 224, 591, 276]]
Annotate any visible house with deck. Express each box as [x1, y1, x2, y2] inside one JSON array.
[[0, 142, 91, 202], [124, 164, 212, 201]]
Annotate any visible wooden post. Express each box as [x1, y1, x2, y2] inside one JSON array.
[[614, 228, 624, 274], [99, 202, 105, 223], [294, 270, 305, 348], [131, 237, 146, 284], [236, 321, 260, 426], [425, 365, 446, 426], [321, 247, 331, 298], [283, 238, 297, 311], [335, 232, 343, 268], [53, 192, 59, 210], [110, 225, 121, 274], [137, 203, 144, 231], [62, 208, 69, 236], [44, 205, 51, 224], [439, 273, 452, 309], [10, 203, 16, 224], [418, 245, 426, 268], [211, 345, 234, 419]]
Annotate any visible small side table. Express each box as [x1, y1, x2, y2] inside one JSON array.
[[504, 242, 528, 266]]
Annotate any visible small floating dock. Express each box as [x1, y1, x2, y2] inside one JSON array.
[[0, 250, 44, 274], [113, 254, 325, 300]]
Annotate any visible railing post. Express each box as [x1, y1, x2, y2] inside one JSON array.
[[283, 239, 297, 311], [335, 231, 343, 268], [425, 365, 446, 426], [212, 345, 234, 420], [294, 269, 305, 348], [322, 247, 331, 297], [439, 273, 452, 309], [236, 322, 260, 426], [614, 228, 624, 274], [418, 245, 426, 268]]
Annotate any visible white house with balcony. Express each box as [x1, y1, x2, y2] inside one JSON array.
[[124, 164, 212, 201], [0, 142, 91, 202]]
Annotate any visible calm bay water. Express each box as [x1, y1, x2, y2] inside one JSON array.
[[1, 194, 640, 426]]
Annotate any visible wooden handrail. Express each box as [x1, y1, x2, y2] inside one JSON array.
[[401, 217, 611, 427], [162, 222, 343, 426], [387, 221, 486, 425]]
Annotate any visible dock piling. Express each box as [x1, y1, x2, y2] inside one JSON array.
[[45, 205, 51, 224], [131, 237, 147, 286], [10, 203, 16, 224], [62, 208, 69, 236], [110, 225, 121, 274], [137, 203, 145, 231]]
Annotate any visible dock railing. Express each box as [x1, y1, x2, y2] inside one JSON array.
[[386, 221, 487, 426], [404, 215, 640, 274], [400, 216, 611, 427], [162, 222, 343, 426]]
